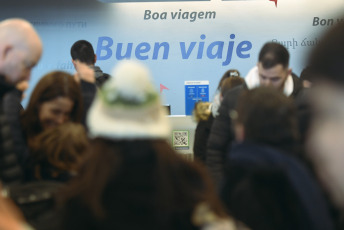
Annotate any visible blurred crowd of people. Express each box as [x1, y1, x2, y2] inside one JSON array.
[[0, 17, 344, 230]]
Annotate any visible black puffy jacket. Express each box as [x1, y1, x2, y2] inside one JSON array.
[[0, 76, 23, 184], [206, 73, 304, 190]]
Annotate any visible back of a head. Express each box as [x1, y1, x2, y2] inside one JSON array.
[[306, 18, 344, 212], [29, 122, 89, 180], [259, 42, 289, 69], [308, 20, 344, 85], [217, 69, 241, 90], [0, 18, 42, 84], [0, 18, 41, 48], [193, 101, 211, 122], [70, 40, 95, 65], [220, 76, 245, 97], [300, 66, 315, 83], [58, 137, 228, 229], [235, 86, 299, 152], [223, 166, 304, 230]]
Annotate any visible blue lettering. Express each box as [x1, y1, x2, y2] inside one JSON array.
[[236, 41, 252, 58], [180, 42, 197, 59], [95, 35, 252, 66], [153, 42, 169, 60], [96, 36, 113, 61], [135, 42, 150, 60], [197, 34, 206, 59], [207, 41, 224, 59], [222, 34, 236, 66], [116, 43, 133, 60]]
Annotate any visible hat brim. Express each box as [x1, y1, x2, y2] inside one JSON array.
[[87, 98, 171, 140]]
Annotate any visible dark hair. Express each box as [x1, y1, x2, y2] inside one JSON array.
[[58, 139, 227, 229], [235, 87, 299, 153], [222, 166, 304, 230], [308, 20, 344, 84], [217, 69, 241, 90], [70, 40, 96, 65], [220, 76, 245, 97], [259, 42, 289, 69], [21, 71, 83, 139], [28, 122, 89, 181], [299, 66, 315, 82]]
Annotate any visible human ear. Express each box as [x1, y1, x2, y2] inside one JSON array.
[[72, 59, 77, 69], [287, 68, 292, 76], [0, 44, 13, 62]]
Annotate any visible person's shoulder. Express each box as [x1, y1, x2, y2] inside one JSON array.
[[230, 142, 292, 162], [291, 72, 301, 84], [95, 73, 110, 87], [102, 72, 111, 78], [290, 73, 304, 98], [294, 86, 310, 100]]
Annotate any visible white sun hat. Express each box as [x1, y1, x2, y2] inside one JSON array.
[[87, 60, 171, 140]]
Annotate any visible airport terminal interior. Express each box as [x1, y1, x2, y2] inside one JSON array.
[[0, 0, 344, 229]]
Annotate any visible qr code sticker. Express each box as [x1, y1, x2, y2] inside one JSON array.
[[172, 131, 189, 147]]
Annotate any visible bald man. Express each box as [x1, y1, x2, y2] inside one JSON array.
[[0, 18, 42, 85], [0, 18, 42, 185]]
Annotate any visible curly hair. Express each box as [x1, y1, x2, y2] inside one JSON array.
[[28, 122, 89, 180]]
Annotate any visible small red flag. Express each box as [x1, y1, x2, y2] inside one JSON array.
[[160, 84, 169, 94]]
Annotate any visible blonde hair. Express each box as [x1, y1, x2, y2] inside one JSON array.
[[193, 102, 211, 122]]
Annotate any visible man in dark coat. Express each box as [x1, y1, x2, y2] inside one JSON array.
[[71, 40, 111, 88], [0, 18, 42, 184], [206, 42, 304, 189]]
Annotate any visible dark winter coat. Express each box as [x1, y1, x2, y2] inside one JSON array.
[[93, 66, 110, 88], [0, 75, 23, 184], [222, 142, 334, 230], [193, 102, 214, 163], [206, 73, 304, 189]]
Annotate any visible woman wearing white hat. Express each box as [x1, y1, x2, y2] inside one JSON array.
[[58, 60, 240, 230]]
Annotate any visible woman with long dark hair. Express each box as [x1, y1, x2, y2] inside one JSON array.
[[58, 60, 237, 230]]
